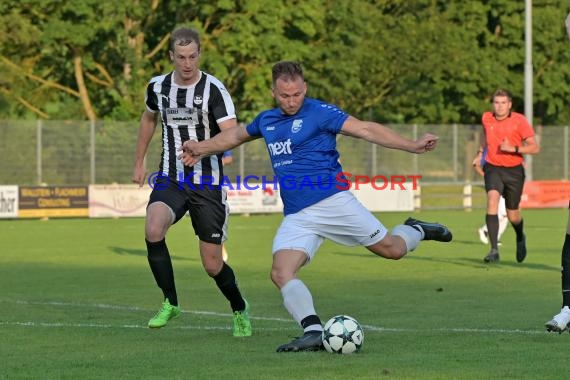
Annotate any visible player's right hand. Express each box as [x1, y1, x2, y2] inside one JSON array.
[[178, 140, 202, 166], [472, 158, 484, 176], [132, 166, 146, 187]]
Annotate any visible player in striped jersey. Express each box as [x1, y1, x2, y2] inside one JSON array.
[[544, 11, 570, 335], [132, 27, 251, 336], [545, 201, 570, 333], [221, 150, 233, 262]]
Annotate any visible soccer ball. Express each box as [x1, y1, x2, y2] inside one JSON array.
[[322, 315, 364, 354]]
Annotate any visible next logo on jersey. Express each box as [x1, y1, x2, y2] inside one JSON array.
[[267, 139, 292, 156]]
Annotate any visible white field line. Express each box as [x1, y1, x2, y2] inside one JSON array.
[[0, 299, 550, 335]]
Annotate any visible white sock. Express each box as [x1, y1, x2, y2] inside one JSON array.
[[281, 279, 322, 332], [392, 224, 422, 252], [498, 217, 508, 239]]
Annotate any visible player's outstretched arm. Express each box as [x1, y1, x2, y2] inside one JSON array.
[[179, 125, 255, 166], [340, 116, 438, 154]]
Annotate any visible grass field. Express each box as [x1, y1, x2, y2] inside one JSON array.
[[1, 209, 569, 379]]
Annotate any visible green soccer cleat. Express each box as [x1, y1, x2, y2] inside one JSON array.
[[232, 299, 252, 337], [148, 299, 181, 328]]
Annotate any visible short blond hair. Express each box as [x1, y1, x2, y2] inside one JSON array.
[[169, 27, 200, 52]]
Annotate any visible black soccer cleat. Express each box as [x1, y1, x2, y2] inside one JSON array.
[[516, 234, 527, 263], [276, 331, 324, 352], [404, 217, 452, 242], [483, 248, 500, 263]]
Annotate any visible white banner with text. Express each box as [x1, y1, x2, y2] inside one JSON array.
[[0, 185, 18, 218]]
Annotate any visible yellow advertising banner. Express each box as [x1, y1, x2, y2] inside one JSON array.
[[19, 186, 89, 218]]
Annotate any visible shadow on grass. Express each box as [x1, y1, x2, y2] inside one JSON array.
[[329, 250, 560, 272], [109, 246, 196, 261], [403, 255, 559, 272], [452, 239, 488, 245]]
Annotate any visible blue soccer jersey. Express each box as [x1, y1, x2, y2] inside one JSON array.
[[246, 98, 350, 215]]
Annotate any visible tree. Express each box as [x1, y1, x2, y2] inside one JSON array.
[[0, 0, 568, 125]]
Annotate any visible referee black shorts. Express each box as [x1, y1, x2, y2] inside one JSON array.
[[483, 163, 525, 210], [148, 177, 229, 244]]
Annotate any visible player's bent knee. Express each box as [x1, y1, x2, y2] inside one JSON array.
[[204, 261, 222, 277], [270, 269, 282, 286], [145, 225, 167, 242], [382, 248, 405, 260], [145, 217, 170, 241], [270, 268, 291, 288]]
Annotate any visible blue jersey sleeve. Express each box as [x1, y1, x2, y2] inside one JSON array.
[[246, 112, 264, 137], [315, 101, 349, 134]]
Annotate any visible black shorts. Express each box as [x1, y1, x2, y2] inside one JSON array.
[[483, 163, 525, 210], [148, 177, 229, 244]]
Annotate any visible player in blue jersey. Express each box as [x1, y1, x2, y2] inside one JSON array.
[[180, 61, 452, 352]]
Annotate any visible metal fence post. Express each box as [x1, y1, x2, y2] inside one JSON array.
[[36, 119, 42, 185], [371, 144, 377, 177], [414, 186, 421, 211], [453, 124, 458, 182], [239, 144, 245, 179], [562, 126, 570, 180], [90, 120, 96, 184], [413, 124, 418, 175], [463, 183, 472, 211]]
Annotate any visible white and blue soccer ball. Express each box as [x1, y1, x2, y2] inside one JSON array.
[[322, 315, 364, 354]]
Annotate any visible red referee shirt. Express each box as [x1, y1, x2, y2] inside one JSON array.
[[482, 111, 535, 167]]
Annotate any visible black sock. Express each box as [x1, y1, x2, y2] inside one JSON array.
[[146, 239, 178, 306], [486, 214, 499, 250], [511, 219, 525, 241], [213, 262, 245, 312], [562, 233, 570, 307], [301, 315, 322, 331]]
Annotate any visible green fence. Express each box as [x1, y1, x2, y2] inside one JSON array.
[[0, 120, 568, 186]]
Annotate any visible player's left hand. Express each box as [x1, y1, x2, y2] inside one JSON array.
[[416, 133, 439, 153], [499, 139, 515, 153]]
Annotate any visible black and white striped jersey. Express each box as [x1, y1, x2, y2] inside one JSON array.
[[145, 71, 236, 185]]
